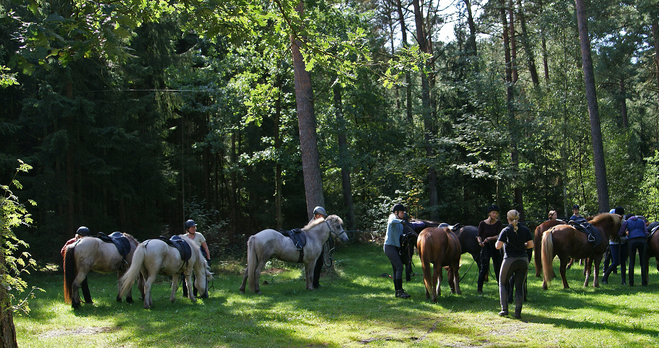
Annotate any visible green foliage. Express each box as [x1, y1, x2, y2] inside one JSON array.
[[640, 151, 659, 221], [1, 160, 40, 316]]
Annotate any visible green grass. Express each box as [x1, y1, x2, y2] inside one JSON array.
[[15, 243, 659, 347]]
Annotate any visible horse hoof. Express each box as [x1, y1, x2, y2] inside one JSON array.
[[116, 297, 122, 303], [126, 297, 134, 303]]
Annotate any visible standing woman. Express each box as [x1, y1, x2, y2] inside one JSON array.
[[496, 210, 534, 318], [384, 203, 411, 298], [477, 205, 503, 294]]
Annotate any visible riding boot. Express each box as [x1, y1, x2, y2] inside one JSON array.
[[621, 266, 627, 285], [394, 279, 410, 299]]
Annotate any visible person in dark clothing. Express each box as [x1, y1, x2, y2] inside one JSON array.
[[477, 205, 503, 294], [384, 203, 411, 298], [496, 210, 534, 319], [603, 206, 626, 285], [619, 214, 649, 286]]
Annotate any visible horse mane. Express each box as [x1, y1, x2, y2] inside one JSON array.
[[589, 212, 620, 225], [302, 217, 326, 231], [122, 233, 139, 246]]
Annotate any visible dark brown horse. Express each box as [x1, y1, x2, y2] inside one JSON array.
[[456, 225, 482, 276], [417, 227, 462, 302], [541, 213, 621, 289], [646, 223, 659, 275], [534, 219, 564, 277]]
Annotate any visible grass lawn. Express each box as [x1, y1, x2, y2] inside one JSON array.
[[15, 242, 659, 347]]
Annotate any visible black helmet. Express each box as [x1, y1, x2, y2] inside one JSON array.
[[572, 204, 579, 210], [614, 206, 625, 215], [392, 203, 406, 213], [313, 206, 327, 217], [487, 205, 499, 213], [76, 226, 91, 236], [185, 219, 197, 229]]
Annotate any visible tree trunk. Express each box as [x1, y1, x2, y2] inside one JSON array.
[[620, 78, 628, 128], [275, 75, 283, 229], [508, 2, 518, 83], [517, 0, 539, 86], [463, 0, 478, 57], [653, 20, 659, 141], [538, 0, 550, 82], [502, 0, 524, 221], [412, 0, 438, 220], [0, 263, 18, 348], [333, 84, 355, 229], [395, 0, 413, 122], [291, 0, 324, 219], [575, 0, 610, 212]]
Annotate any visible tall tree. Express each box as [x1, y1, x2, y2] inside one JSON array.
[[575, 0, 610, 212], [290, 0, 325, 218]]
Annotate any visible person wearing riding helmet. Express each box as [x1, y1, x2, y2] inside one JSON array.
[[311, 206, 328, 289], [603, 206, 626, 283], [477, 205, 503, 294], [496, 210, 533, 318], [181, 219, 211, 297], [384, 203, 411, 298], [61, 226, 93, 303]]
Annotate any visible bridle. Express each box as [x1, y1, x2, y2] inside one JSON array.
[[326, 220, 347, 240]]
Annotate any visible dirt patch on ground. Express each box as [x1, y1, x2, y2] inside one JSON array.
[[39, 326, 121, 339]]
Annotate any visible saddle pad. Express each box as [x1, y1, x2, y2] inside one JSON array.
[[97, 232, 131, 257], [648, 222, 659, 238], [568, 220, 602, 248], [159, 235, 192, 262]]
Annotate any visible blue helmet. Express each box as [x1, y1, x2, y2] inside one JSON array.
[[76, 226, 91, 236], [185, 219, 197, 229]]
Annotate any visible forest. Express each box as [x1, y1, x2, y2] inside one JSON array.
[[1, 0, 659, 264]]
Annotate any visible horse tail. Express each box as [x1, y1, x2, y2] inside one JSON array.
[[119, 242, 145, 298], [63, 245, 76, 304], [541, 229, 555, 286], [247, 236, 257, 293]]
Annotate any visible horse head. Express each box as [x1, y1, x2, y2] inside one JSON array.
[[326, 215, 349, 243]]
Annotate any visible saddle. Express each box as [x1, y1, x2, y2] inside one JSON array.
[[648, 222, 659, 239], [278, 228, 307, 251], [97, 232, 131, 258], [568, 217, 602, 247], [159, 235, 192, 263]]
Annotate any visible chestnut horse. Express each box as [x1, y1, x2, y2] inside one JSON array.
[[541, 213, 621, 289], [417, 227, 462, 302], [645, 222, 659, 275], [533, 220, 564, 277]]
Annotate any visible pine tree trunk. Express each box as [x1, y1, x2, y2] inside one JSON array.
[[333, 85, 355, 229], [0, 266, 18, 348], [575, 0, 610, 212], [291, 0, 324, 218]]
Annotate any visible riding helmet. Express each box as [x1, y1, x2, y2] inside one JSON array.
[[313, 206, 327, 217], [76, 226, 91, 236], [392, 203, 406, 213], [487, 205, 499, 213], [185, 219, 197, 229], [614, 206, 625, 216], [572, 204, 579, 210]]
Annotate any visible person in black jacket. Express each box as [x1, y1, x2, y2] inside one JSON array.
[[496, 210, 533, 319]]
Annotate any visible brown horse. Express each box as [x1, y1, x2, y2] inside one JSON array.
[[416, 227, 462, 302], [533, 219, 564, 277], [646, 223, 659, 275], [541, 213, 621, 289], [63, 233, 140, 309]]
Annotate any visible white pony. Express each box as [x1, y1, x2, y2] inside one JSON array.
[[240, 214, 348, 294], [119, 234, 210, 309]]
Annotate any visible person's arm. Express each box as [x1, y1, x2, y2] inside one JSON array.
[[477, 221, 485, 247], [525, 240, 534, 249], [495, 240, 504, 250], [201, 241, 211, 260]]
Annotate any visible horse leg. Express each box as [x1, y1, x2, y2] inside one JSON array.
[[433, 262, 442, 302], [117, 269, 133, 303], [305, 260, 315, 290], [253, 259, 268, 295], [593, 256, 602, 288], [183, 272, 196, 302], [452, 262, 462, 295], [559, 257, 570, 289], [239, 267, 248, 294], [583, 258, 592, 287], [71, 272, 89, 309], [81, 277, 92, 304], [143, 273, 157, 309]]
